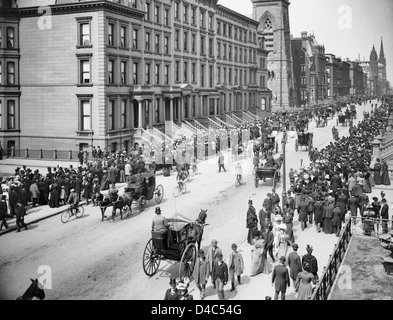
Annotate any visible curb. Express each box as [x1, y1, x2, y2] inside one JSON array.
[[0, 201, 87, 236]]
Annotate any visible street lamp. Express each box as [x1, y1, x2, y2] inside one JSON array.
[[281, 130, 287, 205]]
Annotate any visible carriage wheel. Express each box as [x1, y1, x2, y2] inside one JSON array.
[[173, 186, 180, 198], [179, 243, 197, 280], [295, 140, 298, 152], [155, 185, 164, 204], [142, 238, 161, 277], [138, 196, 146, 212]]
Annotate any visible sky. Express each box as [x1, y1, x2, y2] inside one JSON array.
[[219, 0, 393, 85]]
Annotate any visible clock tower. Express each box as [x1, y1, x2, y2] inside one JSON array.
[[251, 0, 296, 110]]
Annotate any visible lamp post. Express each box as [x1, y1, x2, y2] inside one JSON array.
[[281, 130, 287, 205]]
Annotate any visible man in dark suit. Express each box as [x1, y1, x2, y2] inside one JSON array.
[[337, 191, 348, 223], [380, 198, 389, 233], [0, 195, 9, 231], [348, 194, 358, 224], [258, 207, 268, 231], [263, 224, 275, 262], [272, 256, 290, 300], [263, 193, 273, 215], [15, 201, 28, 232], [287, 243, 302, 287], [212, 252, 228, 300], [298, 196, 309, 231]]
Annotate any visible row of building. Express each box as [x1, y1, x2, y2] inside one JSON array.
[[0, 0, 390, 154]]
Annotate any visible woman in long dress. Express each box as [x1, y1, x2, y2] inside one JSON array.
[[322, 202, 333, 234], [293, 183, 302, 213], [364, 170, 372, 193], [275, 227, 291, 261], [381, 160, 391, 186], [295, 262, 316, 300], [282, 203, 295, 243], [373, 159, 382, 185], [250, 231, 265, 277]]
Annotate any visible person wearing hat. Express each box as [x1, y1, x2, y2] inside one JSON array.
[[228, 243, 244, 292], [380, 197, 389, 234], [288, 244, 302, 287], [332, 202, 342, 237], [67, 188, 80, 216], [271, 256, 290, 300], [302, 245, 318, 280], [15, 200, 28, 233], [298, 196, 308, 231], [295, 261, 317, 300], [163, 277, 180, 300], [177, 278, 193, 300], [246, 199, 258, 245], [0, 195, 9, 231], [271, 188, 280, 207], [193, 249, 210, 300], [381, 159, 390, 186], [212, 251, 228, 300], [206, 239, 222, 289]]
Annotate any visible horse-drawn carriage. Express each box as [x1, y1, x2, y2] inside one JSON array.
[[99, 172, 164, 220], [295, 131, 313, 151], [336, 114, 348, 126], [264, 135, 278, 154], [254, 157, 282, 188], [143, 210, 208, 279]]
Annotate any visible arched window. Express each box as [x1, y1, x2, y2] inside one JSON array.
[[261, 98, 266, 110]]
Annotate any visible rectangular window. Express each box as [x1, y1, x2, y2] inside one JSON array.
[[209, 38, 213, 56], [175, 61, 180, 82], [228, 68, 232, 84], [174, 2, 179, 19], [80, 60, 90, 84], [164, 36, 169, 54], [217, 41, 221, 58], [121, 61, 126, 84], [217, 21, 221, 34], [132, 29, 138, 49], [155, 99, 160, 123], [164, 65, 169, 84], [234, 69, 238, 84], [145, 32, 151, 51], [239, 69, 242, 85], [175, 30, 180, 50], [154, 6, 160, 24], [155, 64, 160, 84], [7, 100, 15, 129], [145, 63, 151, 84], [80, 23, 91, 46], [7, 27, 14, 48], [217, 66, 221, 84], [200, 11, 205, 28], [201, 64, 205, 87], [7, 62, 15, 85], [0, 62, 1, 84], [192, 62, 196, 83], [155, 34, 160, 53], [0, 100, 2, 129], [133, 62, 139, 84], [183, 4, 188, 22], [191, 34, 196, 52], [145, 2, 151, 21], [223, 67, 227, 84], [121, 100, 127, 129], [108, 60, 114, 84], [191, 7, 196, 25], [120, 26, 126, 48], [208, 15, 213, 30], [0, 28, 2, 48], [183, 31, 188, 51], [200, 36, 205, 54], [228, 25, 232, 38], [81, 100, 91, 131], [108, 23, 114, 46], [164, 9, 169, 26], [244, 70, 247, 84], [209, 65, 213, 87], [228, 45, 232, 60], [223, 44, 226, 59], [108, 100, 115, 130], [183, 61, 188, 82], [301, 65, 306, 72], [223, 23, 226, 36], [301, 77, 306, 85]]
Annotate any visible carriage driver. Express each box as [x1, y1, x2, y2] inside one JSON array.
[[152, 207, 173, 247], [67, 189, 80, 215], [265, 151, 275, 167]]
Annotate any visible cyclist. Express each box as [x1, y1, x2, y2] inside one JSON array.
[[67, 189, 80, 216], [177, 165, 188, 190], [235, 162, 242, 184]]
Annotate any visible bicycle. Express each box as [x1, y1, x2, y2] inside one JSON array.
[[61, 204, 85, 223], [235, 174, 242, 188], [173, 180, 187, 197]]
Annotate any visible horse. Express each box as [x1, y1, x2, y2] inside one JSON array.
[[98, 191, 133, 221], [16, 279, 45, 300], [188, 209, 208, 251]]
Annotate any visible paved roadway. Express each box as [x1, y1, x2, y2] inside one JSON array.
[[0, 100, 382, 300]]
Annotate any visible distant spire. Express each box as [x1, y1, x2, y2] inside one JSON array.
[[370, 44, 378, 63], [379, 37, 386, 66]]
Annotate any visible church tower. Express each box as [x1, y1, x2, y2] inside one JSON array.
[[251, 0, 296, 111], [370, 44, 379, 95], [379, 37, 387, 94]]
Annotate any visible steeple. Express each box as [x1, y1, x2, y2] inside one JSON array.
[[370, 44, 378, 64], [379, 37, 386, 66]]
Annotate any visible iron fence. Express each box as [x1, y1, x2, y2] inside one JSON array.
[[1, 148, 77, 160]]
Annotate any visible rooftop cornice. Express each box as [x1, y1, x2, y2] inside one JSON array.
[[14, 0, 145, 19], [216, 4, 258, 27]]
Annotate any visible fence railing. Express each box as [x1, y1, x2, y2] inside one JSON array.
[[350, 215, 393, 237], [311, 219, 352, 300], [2, 148, 79, 161]]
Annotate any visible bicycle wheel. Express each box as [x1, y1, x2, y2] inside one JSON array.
[[182, 183, 187, 194], [75, 206, 84, 218], [61, 210, 71, 223], [173, 186, 180, 198]]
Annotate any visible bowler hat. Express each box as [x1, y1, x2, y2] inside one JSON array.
[[292, 243, 299, 249]]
